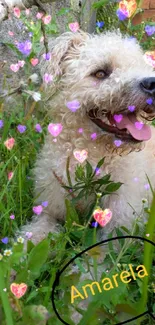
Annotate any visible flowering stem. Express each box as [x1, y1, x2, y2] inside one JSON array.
[[0, 266, 14, 325]]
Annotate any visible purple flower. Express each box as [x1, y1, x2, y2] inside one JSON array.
[[1, 237, 9, 244], [96, 21, 104, 28], [17, 125, 27, 133], [116, 9, 128, 21], [35, 124, 42, 133], [42, 201, 48, 207], [144, 183, 150, 190], [29, 32, 33, 37], [91, 221, 98, 228], [17, 40, 32, 56], [0, 120, 3, 128], [10, 214, 15, 220], [145, 25, 155, 36], [43, 52, 51, 60], [146, 98, 153, 105]]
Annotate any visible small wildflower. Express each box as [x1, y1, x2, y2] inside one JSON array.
[[144, 183, 150, 190], [17, 237, 24, 244], [145, 25, 155, 36], [36, 12, 44, 19], [146, 233, 150, 237], [8, 171, 14, 180], [35, 124, 42, 133], [8, 31, 14, 36], [13, 7, 21, 18], [25, 232, 33, 239], [17, 125, 27, 133], [32, 92, 41, 102], [4, 249, 12, 256], [17, 40, 32, 56], [43, 73, 53, 84], [18, 60, 25, 68], [43, 52, 51, 60], [0, 120, 3, 128], [116, 9, 128, 21], [96, 21, 104, 28], [42, 201, 48, 207], [1, 237, 9, 244], [42, 15, 51, 24], [10, 214, 15, 220], [0, 253, 3, 261], [4, 138, 15, 150], [29, 73, 39, 83], [91, 221, 98, 227], [25, 8, 30, 15]]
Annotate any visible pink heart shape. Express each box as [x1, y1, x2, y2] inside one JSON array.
[[93, 208, 112, 227], [33, 205, 43, 215], [48, 123, 63, 137], [10, 64, 19, 72], [135, 121, 144, 130], [69, 22, 80, 33], [113, 114, 123, 123], [73, 149, 88, 163], [10, 283, 27, 299], [30, 58, 39, 66]]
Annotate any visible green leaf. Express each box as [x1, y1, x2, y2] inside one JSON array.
[[92, 157, 105, 177], [92, 0, 109, 9], [115, 228, 125, 247], [75, 165, 85, 181], [27, 238, 50, 273], [104, 182, 123, 193], [86, 160, 93, 179], [65, 199, 79, 229]]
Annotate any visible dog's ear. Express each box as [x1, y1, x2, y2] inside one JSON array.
[[40, 30, 88, 83]]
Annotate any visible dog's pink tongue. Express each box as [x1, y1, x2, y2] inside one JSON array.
[[115, 114, 151, 141]]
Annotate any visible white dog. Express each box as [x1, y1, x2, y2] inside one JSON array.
[[21, 30, 155, 244]]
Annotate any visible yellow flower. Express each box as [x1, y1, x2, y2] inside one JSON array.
[[0, 253, 3, 260], [4, 249, 12, 257]]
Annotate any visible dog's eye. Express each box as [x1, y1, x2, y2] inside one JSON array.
[[95, 71, 106, 79]]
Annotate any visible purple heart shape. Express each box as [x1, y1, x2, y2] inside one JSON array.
[[114, 114, 123, 123], [114, 140, 122, 147]]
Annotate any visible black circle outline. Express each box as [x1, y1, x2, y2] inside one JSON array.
[[51, 235, 155, 325]]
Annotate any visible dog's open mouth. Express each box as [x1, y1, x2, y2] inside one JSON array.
[[88, 109, 152, 142]]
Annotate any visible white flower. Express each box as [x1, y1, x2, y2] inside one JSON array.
[[17, 236, 24, 244], [29, 73, 39, 84], [0, 253, 3, 261], [3, 249, 12, 257], [32, 92, 41, 102]]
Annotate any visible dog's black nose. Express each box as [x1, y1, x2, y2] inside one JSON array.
[[140, 77, 155, 95]]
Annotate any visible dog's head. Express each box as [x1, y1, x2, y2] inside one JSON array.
[[41, 30, 155, 152]]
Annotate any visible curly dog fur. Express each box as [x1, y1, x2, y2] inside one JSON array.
[[20, 30, 155, 244]]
